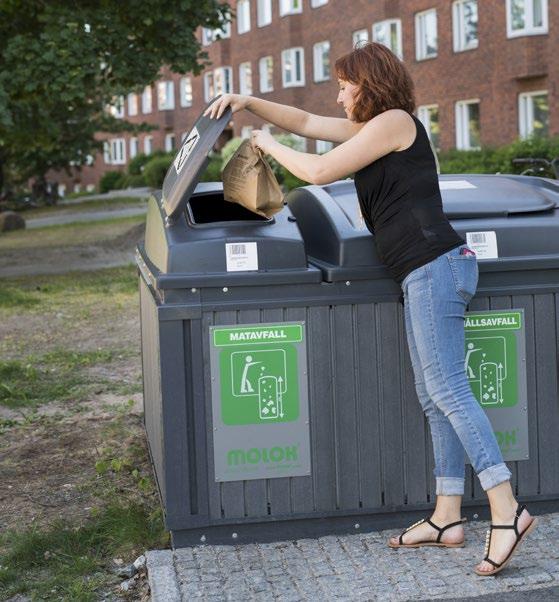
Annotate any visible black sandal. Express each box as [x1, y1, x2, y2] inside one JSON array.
[[388, 516, 467, 548], [474, 503, 538, 576]]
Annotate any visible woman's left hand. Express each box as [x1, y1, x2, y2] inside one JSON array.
[[250, 129, 275, 154]]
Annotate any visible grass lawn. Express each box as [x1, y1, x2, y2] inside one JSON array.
[[0, 266, 168, 600]]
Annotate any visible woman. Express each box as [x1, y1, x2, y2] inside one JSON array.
[[205, 42, 537, 576]]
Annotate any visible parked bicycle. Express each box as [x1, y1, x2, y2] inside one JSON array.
[[512, 157, 559, 179]]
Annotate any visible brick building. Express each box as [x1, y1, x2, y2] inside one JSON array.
[[61, 0, 557, 195]]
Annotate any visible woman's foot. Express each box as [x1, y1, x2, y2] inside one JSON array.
[[475, 505, 534, 573], [388, 514, 465, 547]]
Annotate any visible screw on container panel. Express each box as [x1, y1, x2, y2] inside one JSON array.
[[191, 288, 197, 293], [473, 514, 479, 519], [223, 287, 229, 292], [200, 535, 206, 542], [345, 281, 351, 286], [214, 427, 217, 431], [232, 532, 238, 539], [354, 523, 360, 529]]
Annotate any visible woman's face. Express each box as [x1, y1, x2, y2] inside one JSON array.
[[337, 78, 359, 120]]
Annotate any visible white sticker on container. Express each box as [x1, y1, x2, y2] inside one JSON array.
[[226, 242, 258, 272], [439, 180, 477, 190], [173, 126, 199, 175], [466, 231, 499, 259]]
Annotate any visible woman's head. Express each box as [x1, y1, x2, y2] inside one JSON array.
[[335, 42, 416, 122]]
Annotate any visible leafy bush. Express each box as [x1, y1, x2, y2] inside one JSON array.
[[143, 155, 173, 189], [125, 174, 146, 187], [220, 137, 244, 170], [99, 171, 126, 193], [127, 151, 165, 176], [199, 153, 223, 182]]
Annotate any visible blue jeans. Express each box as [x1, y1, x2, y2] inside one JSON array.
[[401, 244, 512, 495]]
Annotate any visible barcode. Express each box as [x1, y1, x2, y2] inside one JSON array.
[[230, 244, 247, 256], [470, 233, 487, 244]]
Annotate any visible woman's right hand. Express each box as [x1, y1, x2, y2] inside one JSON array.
[[203, 94, 251, 119]]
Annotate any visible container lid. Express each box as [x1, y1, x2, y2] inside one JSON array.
[[439, 174, 557, 218], [161, 100, 232, 221]]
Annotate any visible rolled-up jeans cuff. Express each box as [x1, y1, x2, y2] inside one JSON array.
[[436, 477, 465, 496], [478, 462, 512, 491]]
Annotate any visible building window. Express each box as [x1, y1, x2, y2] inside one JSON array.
[[179, 77, 192, 107], [352, 29, 369, 48], [202, 22, 231, 45], [144, 135, 153, 155], [316, 140, 333, 154], [58, 184, 66, 197], [311, 0, 328, 6], [237, 0, 251, 34], [142, 86, 152, 114], [127, 93, 138, 117], [291, 134, 307, 151], [204, 72, 214, 102], [130, 137, 139, 159], [109, 96, 124, 118], [415, 9, 438, 60], [73, 184, 81, 194], [281, 47, 305, 88], [455, 100, 480, 150], [241, 125, 254, 139], [86, 184, 95, 193], [110, 138, 126, 165], [313, 41, 330, 82], [239, 62, 253, 95], [373, 19, 403, 59], [257, 0, 272, 26], [214, 67, 233, 96], [164, 133, 176, 152], [506, 0, 548, 37], [519, 91, 549, 138], [417, 105, 440, 150], [259, 56, 274, 93], [103, 141, 110, 164], [157, 81, 175, 111], [453, 0, 478, 52], [279, 0, 302, 17]]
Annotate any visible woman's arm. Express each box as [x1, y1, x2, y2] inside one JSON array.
[[253, 109, 415, 185]]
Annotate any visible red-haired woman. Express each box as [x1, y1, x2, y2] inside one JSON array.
[[206, 42, 537, 576]]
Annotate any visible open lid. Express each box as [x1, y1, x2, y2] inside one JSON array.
[[161, 100, 232, 221], [439, 174, 558, 218]]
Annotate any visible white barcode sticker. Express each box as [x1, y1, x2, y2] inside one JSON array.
[[225, 242, 258, 272], [439, 180, 477, 190], [466, 231, 498, 259]]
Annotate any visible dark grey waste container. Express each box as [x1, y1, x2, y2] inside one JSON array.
[[286, 174, 559, 512]]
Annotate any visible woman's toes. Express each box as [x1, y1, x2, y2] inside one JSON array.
[[476, 561, 492, 572]]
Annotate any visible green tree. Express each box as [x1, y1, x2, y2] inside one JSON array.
[[0, 0, 230, 195]]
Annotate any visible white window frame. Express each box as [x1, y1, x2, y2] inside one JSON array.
[[204, 72, 215, 102], [214, 66, 233, 96], [141, 86, 152, 114], [179, 77, 193, 107], [103, 141, 111, 164], [415, 8, 438, 61], [164, 133, 176, 152], [518, 90, 549, 138], [241, 125, 254, 139], [143, 135, 153, 155], [237, 0, 251, 34], [257, 0, 272, 26], [311, 0, 328, 7], [279, 0, 302, 17], [417, 104, 440, 148], [372, 18, 403, 59], [452, 0, 479, 52], [506, 0, 548, 37], [281, 47, 305, 88], [202, 22, 231, 45], [352, 29, 369, 48], [129, 137, 139, 159], [110, 138, 126, 165], [316, 140, 333, 154], [259, 56, 274, 93], [109, 96, 124, 119], [455, 99, 481, 150], [239, 62, 253, 95], [157, 81, 175, 111], [127, 93, 138, 117], [313, 41, 330, 83]]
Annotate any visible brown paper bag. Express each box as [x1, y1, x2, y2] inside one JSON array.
[[222, 140, 284, 218]]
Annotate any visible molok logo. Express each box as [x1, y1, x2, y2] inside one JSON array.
[[227, 445, 299, 466], [173, 126, 199, 175]]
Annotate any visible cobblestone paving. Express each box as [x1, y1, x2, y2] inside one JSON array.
[[147, 511, 559, 601]]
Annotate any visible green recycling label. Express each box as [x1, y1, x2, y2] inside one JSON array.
[[465, 312, 521, 408], [214, 325, 301, 425]]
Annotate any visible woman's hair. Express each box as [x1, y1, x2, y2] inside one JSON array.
[[335, 42, 416, 122]]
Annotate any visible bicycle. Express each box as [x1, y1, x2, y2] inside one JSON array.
[[512, 157, 559, 179]]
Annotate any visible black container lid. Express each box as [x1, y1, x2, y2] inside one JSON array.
[[161, 100, 232, 221]]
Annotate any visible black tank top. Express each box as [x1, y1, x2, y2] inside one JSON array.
[[354, 113, 465, 284]]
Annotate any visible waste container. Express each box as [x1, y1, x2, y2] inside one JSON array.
[[138, 103, 559, 547]]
